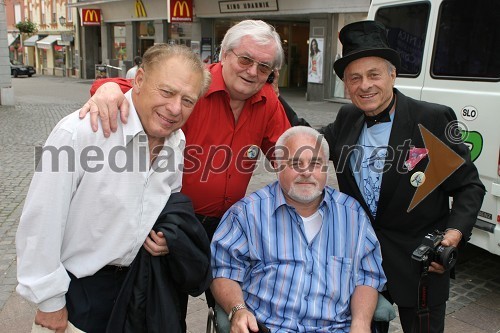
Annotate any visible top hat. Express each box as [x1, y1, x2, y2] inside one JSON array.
[[333, 20, 401, 79]]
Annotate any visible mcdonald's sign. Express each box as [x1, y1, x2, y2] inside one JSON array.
[[81, 9, 101, 26], [135, 0, 147, 17], [170, 0, 192, 22]]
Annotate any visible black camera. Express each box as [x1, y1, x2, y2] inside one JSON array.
[[411, 230, 458, 270]]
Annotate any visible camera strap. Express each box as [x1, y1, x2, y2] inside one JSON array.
[[416, 268, 430, 333]]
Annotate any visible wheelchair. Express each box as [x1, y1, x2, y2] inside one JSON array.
[[206, 294, 396, 333]]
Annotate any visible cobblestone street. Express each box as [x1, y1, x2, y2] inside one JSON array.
[[0, 76, 499, 333]]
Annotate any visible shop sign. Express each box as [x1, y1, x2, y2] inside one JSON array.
[[135, 0, 147, 17], [219, 0, 278, 13], [170, 0, 193, 22], [81, 9, 101, 26]]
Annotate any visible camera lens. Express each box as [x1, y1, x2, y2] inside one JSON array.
[[436, 245, 458, 270]]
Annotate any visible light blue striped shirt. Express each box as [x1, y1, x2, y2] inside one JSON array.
[[211, 181, 386, 333]]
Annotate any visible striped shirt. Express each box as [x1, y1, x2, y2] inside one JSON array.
[[211, 181, 386, 333]]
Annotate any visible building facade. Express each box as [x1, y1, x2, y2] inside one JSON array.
[[19, 0, 78, 77], [73, 0, 368, 100]]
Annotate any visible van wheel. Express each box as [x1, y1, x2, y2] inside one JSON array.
[[13, 70, 18, 78], [28, 74, 32, 77]]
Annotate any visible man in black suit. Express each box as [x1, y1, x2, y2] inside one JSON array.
[[321, 20, 485, 333]]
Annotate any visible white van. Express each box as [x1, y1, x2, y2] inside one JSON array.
[[368, 0, 500, 255]]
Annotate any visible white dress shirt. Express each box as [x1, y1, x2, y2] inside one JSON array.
[[16, 91, 184, 312]]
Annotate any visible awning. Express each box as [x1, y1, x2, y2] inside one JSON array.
[[23, 34, 40, 47], [36, 35, 61, 49], [68, 0, 123, 7]]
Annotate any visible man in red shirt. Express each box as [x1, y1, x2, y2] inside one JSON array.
[[81, 20, 291, 310]]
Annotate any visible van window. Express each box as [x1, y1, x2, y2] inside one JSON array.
[[432, 0, 500, 80], [375, 3, 430, 77]]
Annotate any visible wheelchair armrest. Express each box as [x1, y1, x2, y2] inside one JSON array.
[[373, 293, 396, 322]]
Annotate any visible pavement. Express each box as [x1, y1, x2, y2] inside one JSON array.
[[0, 76, 499, 333]]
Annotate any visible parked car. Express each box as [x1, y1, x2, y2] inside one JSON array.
[[10, 60, 35, 78]]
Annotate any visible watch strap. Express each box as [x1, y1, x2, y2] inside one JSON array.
[[228, 303, 247, 321]]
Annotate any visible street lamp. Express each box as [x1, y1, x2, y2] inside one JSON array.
[[59, 16, 66, 26]]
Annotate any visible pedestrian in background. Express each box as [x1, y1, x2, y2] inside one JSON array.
[[125, 55, 142, 79]]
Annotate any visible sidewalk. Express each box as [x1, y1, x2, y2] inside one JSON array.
[[0, 80, 499, 333]]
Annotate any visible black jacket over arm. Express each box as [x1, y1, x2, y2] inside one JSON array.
[[106, 192, 212, 333], [320, 89, 485, 307]]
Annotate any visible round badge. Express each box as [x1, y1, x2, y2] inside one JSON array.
[[410, 171, 426, 187], [246, 145, 259, 159]]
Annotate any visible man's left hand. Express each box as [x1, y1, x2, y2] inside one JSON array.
[[428, 229, 461, 274], [143, 230, 169, 256]]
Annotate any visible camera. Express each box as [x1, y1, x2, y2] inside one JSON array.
[[411, 230, 458, 270]]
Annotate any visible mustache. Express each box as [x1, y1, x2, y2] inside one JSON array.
[[293, 176, 319, 186]]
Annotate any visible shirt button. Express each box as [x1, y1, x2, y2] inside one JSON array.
[[304, 296, 309, 301]]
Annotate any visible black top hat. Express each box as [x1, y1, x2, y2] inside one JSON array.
[[333, 20, 401, 79]]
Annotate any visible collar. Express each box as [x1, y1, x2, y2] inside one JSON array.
[[272, 181, 329, 214], [122, 90, 145, 146], [364, 93, 396, 128]]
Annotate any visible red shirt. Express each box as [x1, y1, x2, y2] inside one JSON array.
[[91, 63, 290, 217]]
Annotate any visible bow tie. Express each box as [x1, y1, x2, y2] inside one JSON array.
[[364, 96, 395, 128]]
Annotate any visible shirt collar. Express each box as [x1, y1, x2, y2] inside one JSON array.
[[122, 90, 145, 146], [271, 180, 329, 214]]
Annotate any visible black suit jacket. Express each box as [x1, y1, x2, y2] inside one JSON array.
[[106, 192, 212, 333], [321, 89, 485, 307]]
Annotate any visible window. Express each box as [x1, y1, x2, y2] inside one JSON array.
[[375, 3, 430, 76], [432, 0, 500, 80], [111, 23, 127, 60]]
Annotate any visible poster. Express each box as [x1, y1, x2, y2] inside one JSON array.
[[307, 38, 324, 83], [201, 37, 212, 64], [191, 41, 200, 57]]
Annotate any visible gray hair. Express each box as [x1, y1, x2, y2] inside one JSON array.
[[219, 20, 284, 70], [275, 126, 330, 163], [142, 43, 211, 97]]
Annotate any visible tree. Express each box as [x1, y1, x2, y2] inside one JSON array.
[[15, 20, 38, 35]]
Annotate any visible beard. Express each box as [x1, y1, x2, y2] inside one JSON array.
[[287, 176, 323, 204]]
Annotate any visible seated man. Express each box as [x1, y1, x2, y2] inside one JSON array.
[[210, 126, 386, 333]]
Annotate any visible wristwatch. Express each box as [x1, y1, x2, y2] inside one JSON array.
[[228, 303, 247, 321]]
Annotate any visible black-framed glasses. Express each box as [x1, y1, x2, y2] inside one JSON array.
[[230, 50, 274, 75]]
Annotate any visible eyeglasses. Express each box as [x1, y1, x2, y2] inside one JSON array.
[[230, 50, 274, 75]]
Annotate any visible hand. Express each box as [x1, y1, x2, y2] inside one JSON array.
[[143, 230, 169, 256], [34, 307, 68, 333], [230, 309, 260, 333], [428, 229, 461, 274], [78, 82, 129, 137]]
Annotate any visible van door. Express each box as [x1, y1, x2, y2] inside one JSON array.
[[419, 0, 500, 255], [369, 0, 500, 256]]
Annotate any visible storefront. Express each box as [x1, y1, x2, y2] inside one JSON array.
[[73, 0, 201, 79], [195, 0, 370, 101]]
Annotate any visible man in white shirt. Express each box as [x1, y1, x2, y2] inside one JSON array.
[[125, 56, 142, 79], [16, 44, 211, 333]]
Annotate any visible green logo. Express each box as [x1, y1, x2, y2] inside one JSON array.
[[461, 130, 483, 162]]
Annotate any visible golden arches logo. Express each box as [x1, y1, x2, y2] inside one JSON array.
[[135, 0, 147, 17], [82, 9, 101, 25], [173, 0, 190, 17]]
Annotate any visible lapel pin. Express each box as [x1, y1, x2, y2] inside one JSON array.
[[246, 145, 259, 159], [410, 171, 426, 188]]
